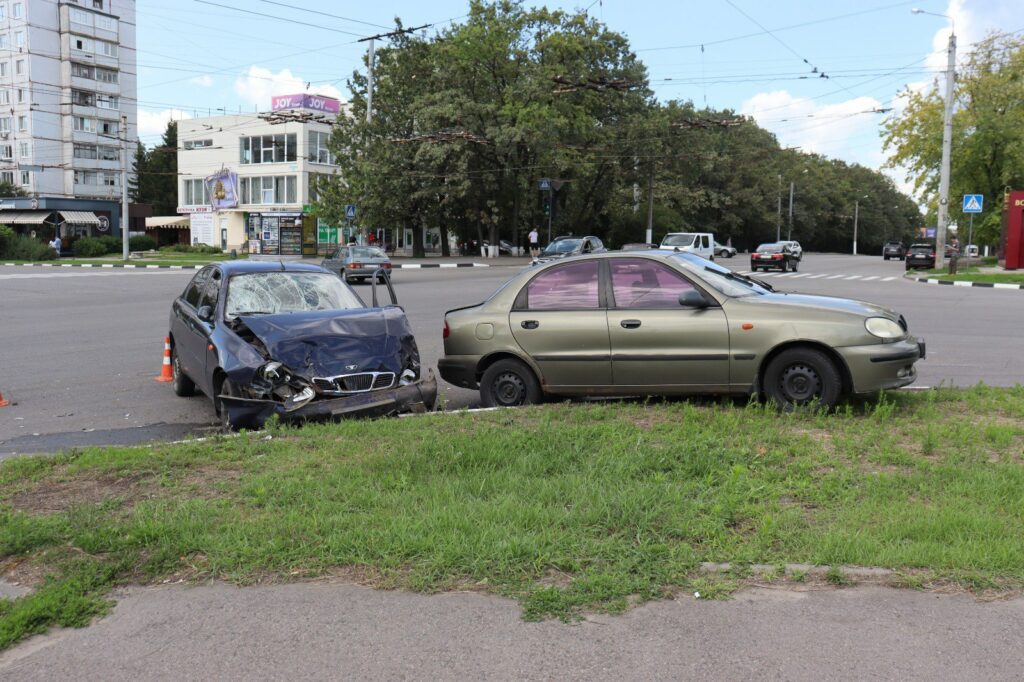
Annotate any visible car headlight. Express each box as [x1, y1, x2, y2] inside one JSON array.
[[865, 317, 905, 340]]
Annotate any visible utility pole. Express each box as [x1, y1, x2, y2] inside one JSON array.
[[120, 114, 129, 261], [935, 30, 956, 269], [853, 200, 859, 255], [645, 169, 654, 244], [787, 181, 794, 241], [359, 24, 429, 123], [776, 174, 782, 242]]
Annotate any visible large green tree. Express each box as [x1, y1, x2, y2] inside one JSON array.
[[131, 120, 178, 215], [883, 32, 1024, 245]]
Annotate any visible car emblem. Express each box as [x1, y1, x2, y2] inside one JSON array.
[[346, 364, 358, 371]]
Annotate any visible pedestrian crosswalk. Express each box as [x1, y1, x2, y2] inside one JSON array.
[[737, 270, 899, 283]]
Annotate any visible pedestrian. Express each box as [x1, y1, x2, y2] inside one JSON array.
[[528, 227, 539, 257], [52, 234, 62, 257]]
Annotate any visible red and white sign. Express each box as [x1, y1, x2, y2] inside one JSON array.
[[176, 206, 212, 213]]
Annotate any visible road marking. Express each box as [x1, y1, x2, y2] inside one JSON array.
[[843, 275, 861, 280], [757, 272, 779, 277], [826, 274, 846, 279], [790, 273, 812, 278], [861, 276, 878, 281]]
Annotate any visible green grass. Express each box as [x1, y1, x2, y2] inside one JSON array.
[[912, 265, 1024, 284], [2, 386, 1024, 648]]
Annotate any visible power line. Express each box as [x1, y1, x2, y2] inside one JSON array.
[[191, 1, 368, 37], [253, 0, 392, 30]]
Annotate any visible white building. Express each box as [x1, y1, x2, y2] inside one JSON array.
[[177, 99, 342, 255], [2, 0, 137, 201]]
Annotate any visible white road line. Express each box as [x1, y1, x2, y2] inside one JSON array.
[[790, 273, 812, 278], [757, 272, 779, 277], [861, 276, 878, 281], [881, 277, 896, 281], [844, 275, 862, 280], [826, 274, 846, 279], [807, 274, 828, 279]]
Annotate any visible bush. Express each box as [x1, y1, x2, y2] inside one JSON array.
[[129, 235, 157, 251], [158, 243, 222, 254], [97, 235, 122, 254], [6, 235, 56, 261], [73, 237, 109, 258], [0, 224, 14, 257]]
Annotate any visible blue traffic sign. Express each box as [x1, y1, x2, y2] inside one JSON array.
[[962, 194, 983, 213], [345, 204, 357, 220], [538, 179, 551, 191]]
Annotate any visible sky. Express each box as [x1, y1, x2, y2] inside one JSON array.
[[135, 0, 1022, 198]]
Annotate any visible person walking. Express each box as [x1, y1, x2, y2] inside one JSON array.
[[52, 234, 62, 257], [528, 228, 539, 257]]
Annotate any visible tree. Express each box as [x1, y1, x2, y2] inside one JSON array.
[[0, 181, 26, 198], [883, 32, 1024, 245], [131, 120, 179, 215]]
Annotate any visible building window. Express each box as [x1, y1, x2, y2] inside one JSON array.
[[95, 15, 116, 31], [71, 35, 117, 58], [18, 141, 29, 159], [72, 62, 94, 79], [20, 171, 30, 187], [17, 115, 26, 132], [99, 145, 119, 161], [13, 4, 23, 20], [0, 36, 7, 49], [96, 94, 118, 110], [0, 145, 11, 160], [239, 175, 297, 205], [0, 118, 10, 133], [308, 131, 335, 165], [182, 139, 213, 150], [72, 89, 95, 106], [0, 91, 8, 105], [0, 64, 6, 78], [99, 119, 119, 136], [14, 31, 24, 48], [73, 116, 96, 132], [15, 60, 24, 76], [93, 0, 105, 9], [0, 172, 12, 185], [74, 144, 97, 159], [71, 8, 92, 25], [95, 67, 118, 84], [183, 179, 209, 206], [239, 134, 296, 164], [0, 6, 5, 20], [16, 89, 24, 104]]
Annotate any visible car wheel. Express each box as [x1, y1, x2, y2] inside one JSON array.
[[764, 348, 842, 410], [884, 255, 889, 261], [171, 346, 195, 397], [480, 359, 542, 408], [780, 260, 789, 272], [217, 378, 256, 432]]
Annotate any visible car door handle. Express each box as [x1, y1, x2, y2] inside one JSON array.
[[620, 319, 642, 329], [521, 320, 540, 330]]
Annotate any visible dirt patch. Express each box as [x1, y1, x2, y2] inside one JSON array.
[[0, 553, 55, 589]]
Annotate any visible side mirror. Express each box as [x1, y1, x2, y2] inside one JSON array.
[[678, 289, 708, 309], [197, 305, 215, 322]]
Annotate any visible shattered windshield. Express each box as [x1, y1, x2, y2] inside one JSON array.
[[225, 272, 365, 318]]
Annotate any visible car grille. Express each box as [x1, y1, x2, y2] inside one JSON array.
[[312, 372, 396, 395]]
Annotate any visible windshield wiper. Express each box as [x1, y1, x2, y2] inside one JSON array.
[[704, 267, 774, 293], [232, 310, 275, 316]]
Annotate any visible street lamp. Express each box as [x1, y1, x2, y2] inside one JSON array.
[[852, 194, 868, 255], [912, 8, 956, 269]]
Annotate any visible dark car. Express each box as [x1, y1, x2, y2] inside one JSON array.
[[882, 241, 906, 260], [750, 242, 799, 272], [168, 261, 436, 430], [905, 243, 936, 270], [532, 235, 607, 265]]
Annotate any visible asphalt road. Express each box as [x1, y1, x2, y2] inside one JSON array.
[[2, 582, 1023, 680], [2, 253, 1022, 456]]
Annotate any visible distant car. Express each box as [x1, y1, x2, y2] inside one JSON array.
[[777, 240, 803, 261], [532, 235, 606, 265], [964, 244, 980, 257], [659, 232, 716, 260], [882, 241, 906, 261], [714, 241, 737, 258], [620, 242, 658, 251], [905, 243, 936, 270], [168, 261, 436, 431], [439, 250, 925, 411], [482, 239, 516, 255], [321, 245, 392, 283], [751, 242, 799, 272]]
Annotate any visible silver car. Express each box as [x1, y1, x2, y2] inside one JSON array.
[[321, 245, 392, 283]]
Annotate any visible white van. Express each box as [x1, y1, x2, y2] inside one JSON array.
[[659, 232, 715, 260]]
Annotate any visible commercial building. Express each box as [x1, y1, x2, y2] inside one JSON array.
[[176, 95, 343, 255], [0, 0, 137, 239]]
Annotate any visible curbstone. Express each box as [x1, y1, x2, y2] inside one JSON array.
[[909, 275, 1024, 291]]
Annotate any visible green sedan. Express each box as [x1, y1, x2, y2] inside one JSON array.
[[439, 250, 924, 409]]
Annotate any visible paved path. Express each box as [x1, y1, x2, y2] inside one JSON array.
[[2, 582, 1022, 680]]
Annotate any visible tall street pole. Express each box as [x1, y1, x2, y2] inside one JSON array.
[[776, 174, 782, 242], [365, 38, 374, 123], [120, 113, 129, 261], [935, 30, 956, 269], [787, 181, 794, 241], [853, 200, 859, 255], [645, 170, 654, 244]]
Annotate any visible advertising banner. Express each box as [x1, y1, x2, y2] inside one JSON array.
[[190, 212, 215, 246], [204, 170, 239, 210], [271, 94, 342, 114]]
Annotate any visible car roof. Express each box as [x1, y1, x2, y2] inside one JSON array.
[[214, 260, 329, 275]]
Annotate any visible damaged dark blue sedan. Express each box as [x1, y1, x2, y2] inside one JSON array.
[[168, 261, 436, 430]]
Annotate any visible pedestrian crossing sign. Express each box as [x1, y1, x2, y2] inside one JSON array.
[[962, 194, 983, 213]]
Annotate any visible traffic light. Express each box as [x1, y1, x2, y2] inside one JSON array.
[[543, 198, 551, 217]]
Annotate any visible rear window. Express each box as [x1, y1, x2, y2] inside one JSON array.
[[756, 243, 781, 253]]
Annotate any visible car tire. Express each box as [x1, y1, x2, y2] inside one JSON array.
[[480, 358, 542, 408], [764, 347, 842, 410], [884, 255, 889, 261], [171, 346, 195, 397], [217, 377, 256, 432], [780, 260, 789, 272]]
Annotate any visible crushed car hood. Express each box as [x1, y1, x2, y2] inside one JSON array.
[[753, 293, 898, 320], [236, 307, 418, 379]]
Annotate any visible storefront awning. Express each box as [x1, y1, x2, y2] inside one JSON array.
[[0, 211, 52, 225], [58, 211, 100, 226], [146, 216, 190, 229]]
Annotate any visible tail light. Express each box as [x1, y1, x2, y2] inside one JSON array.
[[929, 252, 935, 257], [351, 262, 363, 269], [381, 263, 392, 269], [772, 254, 783, 259], [443, 320, 450, 339]]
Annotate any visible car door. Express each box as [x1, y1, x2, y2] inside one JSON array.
[[196, 269, 224, 394], [509, 259, 612, 389], [172, 268, 210, 382], [321, 247, 347, 277], [606, 258, 730, 390]]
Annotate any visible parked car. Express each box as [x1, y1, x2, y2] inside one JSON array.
[[482, 239, 516, 255], [321, 245, 392, 283], [169, 261, 436, 431], [714, 241, 737, 258], [659, 232, 715, 260], [532, 235, 606, 265], [620, 242, 658, 251], [905, 243, 936, 270], [439, 251, 924, 410], [750, 242, 799, 272], [777, 240, 803, 260], [882, 241, 906, 260]]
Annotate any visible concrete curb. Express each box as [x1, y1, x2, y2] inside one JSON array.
[[908, 275, 1024, 291], [2, 262, 495, 271], [699, 562, 895, 580]]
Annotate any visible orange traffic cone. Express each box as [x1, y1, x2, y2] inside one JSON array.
[[156, 337, 174, 382], [0, 389, 9, 407]]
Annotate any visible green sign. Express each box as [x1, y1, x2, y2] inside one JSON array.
[[317, 224, 338, 245]]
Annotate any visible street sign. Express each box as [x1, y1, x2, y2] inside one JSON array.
[[345, 204, 357, 220], [538, 178, 551, 191], [962, 194, 983, 213]]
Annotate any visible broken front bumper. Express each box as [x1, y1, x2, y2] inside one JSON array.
[[220, 370, 438, 429]]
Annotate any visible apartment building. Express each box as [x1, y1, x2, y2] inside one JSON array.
[[0, 0, 136, 238], [176, 96, 342, 255]]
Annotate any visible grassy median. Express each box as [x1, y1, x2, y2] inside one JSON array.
[[3, 386, 1024, 648]]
